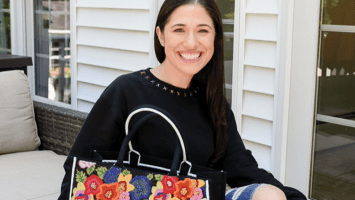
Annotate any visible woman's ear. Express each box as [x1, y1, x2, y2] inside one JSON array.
[[156, 26, 165, 47]]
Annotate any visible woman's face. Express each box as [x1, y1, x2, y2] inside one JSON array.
[[157, 4, 216, 77]]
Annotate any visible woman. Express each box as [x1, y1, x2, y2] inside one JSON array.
[[59, 0, 307, 199]]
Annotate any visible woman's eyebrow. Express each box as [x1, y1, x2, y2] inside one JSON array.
[[171, 23, 213, 29]]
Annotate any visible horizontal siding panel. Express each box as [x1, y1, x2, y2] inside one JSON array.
[[242, 91, 274, 121], [241, 115, 273, 146], [78, 100, 95, 113], [77, 8, 150, 31], [77, 27, 150, 52], [244, 40, 276, 68], [245, 14, 278, 42], [243, 140, 271, 171], [77, 45, 150, 71], [246, 0, 278, 14], [77, 0, 150, 10], [77, 64, 130, 87], [77, 82, 106, 103], [244, 65, 275, 95]]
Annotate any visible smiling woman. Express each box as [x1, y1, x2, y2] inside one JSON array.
[[59, 1, 306, 200]]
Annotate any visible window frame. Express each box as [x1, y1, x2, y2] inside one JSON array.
[[26, 0, 76, 109]]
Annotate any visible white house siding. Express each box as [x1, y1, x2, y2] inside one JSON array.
[[74, 0, 157, 112], [236, 0, 280, 173]]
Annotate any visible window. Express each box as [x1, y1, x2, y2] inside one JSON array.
[[0, 0, 10, 54], [33, 0, 71, 104], [216, 0, 235, 105], [310, 0, 355, 199]]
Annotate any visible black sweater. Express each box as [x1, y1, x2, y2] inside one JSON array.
[[59, 68, 306, 200]]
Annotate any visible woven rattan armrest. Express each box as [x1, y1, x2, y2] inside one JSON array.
[[33, 101, 88, 156]]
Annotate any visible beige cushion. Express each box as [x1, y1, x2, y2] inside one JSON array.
[[0, 70, 40, 154], [0, 150, 66, 199]]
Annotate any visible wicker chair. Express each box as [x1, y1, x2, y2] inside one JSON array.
[[33, 101, 88, 156]]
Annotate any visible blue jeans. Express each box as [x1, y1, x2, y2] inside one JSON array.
[[225, 184, 265, 200]]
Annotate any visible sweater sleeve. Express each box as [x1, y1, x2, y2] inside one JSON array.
[[58, 80, 127, 200], [222, 103, 307, 200]]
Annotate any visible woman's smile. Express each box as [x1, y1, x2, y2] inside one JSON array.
[[178, 51, 203, 63]]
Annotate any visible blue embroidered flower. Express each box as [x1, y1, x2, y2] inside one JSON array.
[[129, 176, 151, 200], [103, 167, 121, 184]]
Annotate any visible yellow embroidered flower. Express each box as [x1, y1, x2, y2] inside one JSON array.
[[191, 179, 205, 188], [149, 181, 164, 200], [116, 173, 135, 195], [71, 183, 93, 200]]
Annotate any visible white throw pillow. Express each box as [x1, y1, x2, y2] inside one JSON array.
[[0, 70, 40, 154]]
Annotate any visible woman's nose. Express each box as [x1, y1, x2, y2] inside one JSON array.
[[183, 32, 198, 48]]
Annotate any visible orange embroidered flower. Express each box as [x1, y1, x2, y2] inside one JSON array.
[[84, 175, 103, 195], [96, 183, 120, 200], [173, 178, 194, 200], [162, 176, 178, 194]]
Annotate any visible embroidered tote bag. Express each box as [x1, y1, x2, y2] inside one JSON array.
[[69, 105, 226, 200]]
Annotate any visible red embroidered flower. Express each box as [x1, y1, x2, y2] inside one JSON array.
[[84, 175, 103, 195], [173, 178, 194, 200], [162, 176, 178, 194], [74, 196, 88, 200], [96, 183, 120, 200]]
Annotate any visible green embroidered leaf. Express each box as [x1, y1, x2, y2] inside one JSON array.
[[87, 165, 95, 175], [96, 167, 107, 179], [155, 174, 163, 181], [76, 170, 87, 183], [122, 169, 131, 176], [147, 174, 154, 180]]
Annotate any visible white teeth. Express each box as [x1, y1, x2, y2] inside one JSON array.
[[180, 53, 201, 60]]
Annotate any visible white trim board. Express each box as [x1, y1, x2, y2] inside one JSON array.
[[285, 0, 321, 197]]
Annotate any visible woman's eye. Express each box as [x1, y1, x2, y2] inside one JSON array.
[[174, 29, 184, 32], [199, 29, 208, 33]]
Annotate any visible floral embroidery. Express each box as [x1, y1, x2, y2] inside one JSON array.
[[84, 175, 103, 196], [190, 179, 205, 189], [103, 167, 121, 184], [177, 92, 180, 96], [170, 90, 174, 94], [119, 192, 130, 200], [191, 188, 203, 200], [151, 80, 155, 84], [145, 76, 150, 79], [156, 83, 160, 87], [72, 183, 93, 200], [76, 170, 87, 183], [79, 161, 95, 169], [163, 87, 167, 91], [151, 189, 169, 200], [140, 71, 146, 75], [96, 183, 120, 200], [129, 176, 151, 200], [173, 178, 194, 200], [147, 174, 154, 180], [116, 173, 135, 195], [149, 182, 163, 200], [162, 176, 178, 194], [72, 160, 208, 200]]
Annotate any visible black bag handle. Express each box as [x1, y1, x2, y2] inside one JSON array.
[[115, 105, 191, 176]]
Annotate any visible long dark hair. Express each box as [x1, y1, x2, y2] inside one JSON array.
[[154, 0, 228, 167]]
